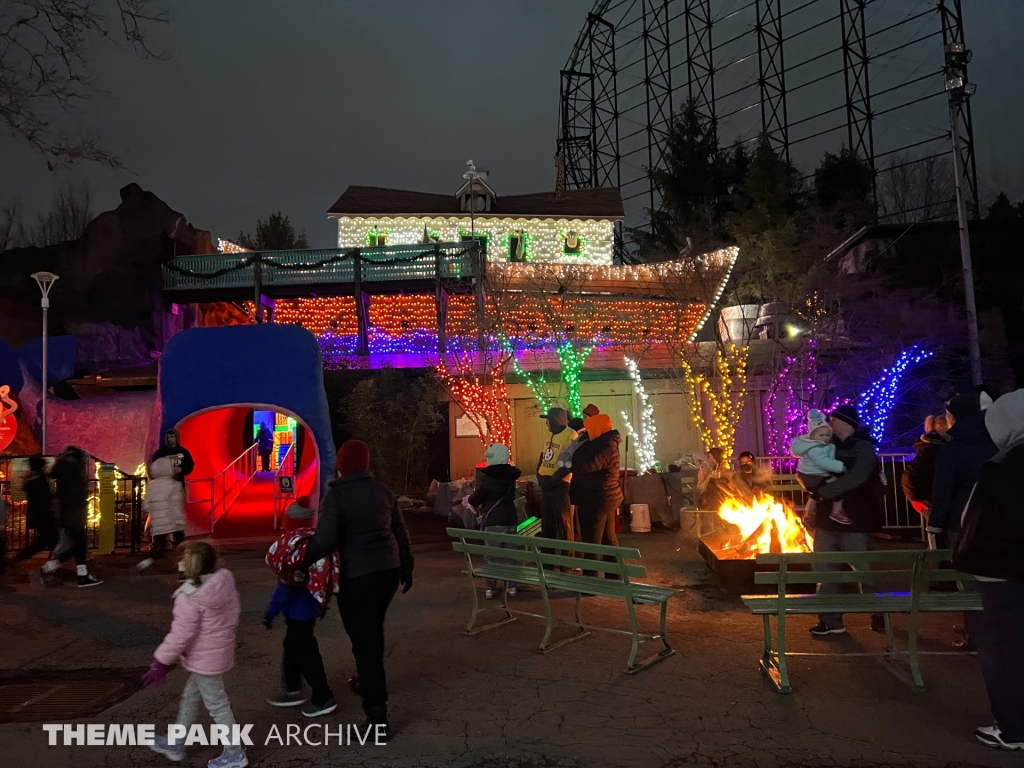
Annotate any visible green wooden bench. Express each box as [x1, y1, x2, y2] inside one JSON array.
[[742, 549, 983, 693], [448, 528, 678, 674]]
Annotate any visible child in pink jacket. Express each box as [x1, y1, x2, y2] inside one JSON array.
[[142, 541, 246, 768]]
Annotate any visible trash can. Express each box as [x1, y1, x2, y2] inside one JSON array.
[[629, 503, 651, 533]]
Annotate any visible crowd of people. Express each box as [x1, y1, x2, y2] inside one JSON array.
[[1, 389, 1022, 755]]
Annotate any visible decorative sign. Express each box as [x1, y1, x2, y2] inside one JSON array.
[[277, 475, 295, 495], [0, 384, 18, 453], [455, 412, 487, 438]]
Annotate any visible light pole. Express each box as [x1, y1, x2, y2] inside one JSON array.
[[31, 272, 59, 454], [944, 42, 982, 386]]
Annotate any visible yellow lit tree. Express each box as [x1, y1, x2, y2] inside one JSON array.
[[680, 342, 749, 459]]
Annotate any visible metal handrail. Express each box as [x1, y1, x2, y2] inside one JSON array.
[[272, 443, 296, 530], [186, 444, 258, 533]]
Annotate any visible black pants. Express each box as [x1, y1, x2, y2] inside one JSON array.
[[283, 618, 333, 706], [151, 530, 186, 559], [576, 497, 620, 576], [260, 449, 271, 472], [16, 519, 59, 561], [337, 568, 400, 716], [975, 580, 1024, 742], [57, 524, 88, 567], [539, 478, 573, 542]]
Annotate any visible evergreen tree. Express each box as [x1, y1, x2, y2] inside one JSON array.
[[238, 212, 309, 250]]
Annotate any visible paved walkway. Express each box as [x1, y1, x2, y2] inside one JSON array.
[[0, 520, 1016, 768]]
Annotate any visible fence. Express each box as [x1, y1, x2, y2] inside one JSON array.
[[272, 443, 295, 530], [186, 444, 257, 533], [751, 453, 920, 537], [0, 455, 146, 554]]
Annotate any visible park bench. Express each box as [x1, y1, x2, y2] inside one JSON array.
[[742, 549, 983, 693], [448, 528, 678, 674]]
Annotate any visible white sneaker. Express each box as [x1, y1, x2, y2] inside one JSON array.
[[208, 748, 248, 768], [484, 589, 496, 600], [149, 735, 185, 762], [41, 559, 60, 575], [976, 725, 1024, 750], [507, 586, 518, 597]]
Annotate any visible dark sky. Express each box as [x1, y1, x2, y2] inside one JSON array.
[[3, 0, 1023, 249]]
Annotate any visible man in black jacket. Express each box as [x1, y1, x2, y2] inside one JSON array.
[[151, 428, 195, 485], [40, 446, 102, 587], [568, 414, 622, 575], [811, 406, 884, 636], [302, 440, 413, 738], [954, 390, 1024, 750]]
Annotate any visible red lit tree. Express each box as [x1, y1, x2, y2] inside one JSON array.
[[434, 343, 513, 448]]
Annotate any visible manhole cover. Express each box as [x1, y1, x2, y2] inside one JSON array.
[[0, 684, 125, 724]]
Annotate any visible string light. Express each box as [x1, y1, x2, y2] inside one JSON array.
[[622, 356, 658, 472], [333, 216, 616, 265], [434, 347, 513, 447], [681, 342, 749, 459], [855, 344, 933, 443]]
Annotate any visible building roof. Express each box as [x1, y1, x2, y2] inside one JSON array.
[[327, 185, 624, 220]]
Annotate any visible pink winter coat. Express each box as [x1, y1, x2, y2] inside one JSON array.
[[154, 568, 240, 675]]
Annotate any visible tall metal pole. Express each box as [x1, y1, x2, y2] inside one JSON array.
[[31, 272, 59, 454], [949, 104, 983, 386]]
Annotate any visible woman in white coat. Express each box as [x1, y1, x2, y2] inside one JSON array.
[[134, 457, 188, 575]]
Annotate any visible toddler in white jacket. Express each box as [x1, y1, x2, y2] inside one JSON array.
[[791, 410, 851, 526], [134, 457, 188, 576]]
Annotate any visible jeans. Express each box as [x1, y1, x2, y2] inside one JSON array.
[[337, 568, 400, 717], [283, 618, 333, 705], [55, 525, 88, 567], [483, 524, 518, 589], [975, 580, 1024, 742], [576, 497, 620, 577], [813, 529, 876, 628], [176, 673, 240, 754]]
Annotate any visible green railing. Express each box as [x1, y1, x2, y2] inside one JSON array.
[[162, 242, 476, 292]]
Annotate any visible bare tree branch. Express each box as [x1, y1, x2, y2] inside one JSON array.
[[0, 0, 168, 168]]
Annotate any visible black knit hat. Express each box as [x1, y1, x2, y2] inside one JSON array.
[[830, 404, 861, 429], [946, 393, 980, 421]]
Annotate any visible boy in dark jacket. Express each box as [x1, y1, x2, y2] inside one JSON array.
[[41, 446, 102, 587], [567, 414, 622, 574], [468, 443, 522, 599], [151, 429, 195, 485], [265, 570, 335, 714], [15, 455, 57, 561]]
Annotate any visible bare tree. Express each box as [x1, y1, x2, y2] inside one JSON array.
[[1, 1, 168, 168], [878, 154, 956, 223], [0, 198, 27, 251], [29, 181, 93, 245]]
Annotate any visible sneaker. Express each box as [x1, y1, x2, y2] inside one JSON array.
[[348, 676, 361, 696], [507, 586, 518, 597], [267, 690, 307, 707], [149, 735, 185, 762], [77, 574, 103, 588], [302, 697, 338, 717], [809, 622, 846, 636], [41, 559, 60, 575], [976, 725, 1024, 750], [207, 749, 248, 768], [870, 614, 887, 633], [828, 509, 854, 525], [484, 588, 496, 600]]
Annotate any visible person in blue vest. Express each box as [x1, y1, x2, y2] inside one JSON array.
[[256, 423, 274, 472]]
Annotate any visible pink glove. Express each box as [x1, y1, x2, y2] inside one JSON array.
[[142, 660, 170, 687]]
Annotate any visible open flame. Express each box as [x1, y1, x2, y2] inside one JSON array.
[[716, 493, 814, 557]]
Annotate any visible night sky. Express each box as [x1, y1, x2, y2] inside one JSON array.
[[2, 0, 1023, 249]]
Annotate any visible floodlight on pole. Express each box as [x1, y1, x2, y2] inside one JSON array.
[[31, 271, 59, 454]]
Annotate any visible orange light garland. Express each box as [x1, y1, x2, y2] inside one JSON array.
[[434, 349, 513, 447]]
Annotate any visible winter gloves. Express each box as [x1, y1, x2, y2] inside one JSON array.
[[142, 660, 170, 687]]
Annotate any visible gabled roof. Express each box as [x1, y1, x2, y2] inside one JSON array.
[[327, 185, 624, 219]]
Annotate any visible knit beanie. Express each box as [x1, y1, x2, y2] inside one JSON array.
[[336, 439, 370, 476], [830, 404, 861, 429], [484, 443, 510, 466], [946, 393, 980, 422], [806, 409, 829, 434], [582, 403, 600, 418]]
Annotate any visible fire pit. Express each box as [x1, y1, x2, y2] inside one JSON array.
[[697, 493, 816, 596]]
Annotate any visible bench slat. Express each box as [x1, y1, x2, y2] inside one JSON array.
[[743, 593, 983, 614], [755, 549, 952, 565], [533, 551, 647, 578]]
